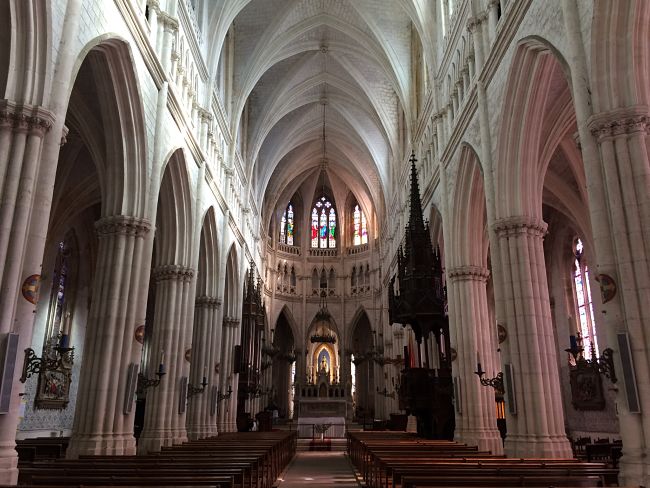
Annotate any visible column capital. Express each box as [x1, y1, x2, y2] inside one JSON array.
[[493, 216, 547, 238], [0, 100, 55, 135], [153, 264, 194, 282], [466, 16, 483, 32], [159, 12, 179, 32], [195, 295, 221, 308], [588, 105, 649, 141], [95, 215, 152, 238], [222, 317, 240, 328], [447, 265, 490, 282]]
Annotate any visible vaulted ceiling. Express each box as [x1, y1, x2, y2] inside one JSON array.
[[204, 0, 436, 226]]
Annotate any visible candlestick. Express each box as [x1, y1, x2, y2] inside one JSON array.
[[158, 349, 165, 375], [569, 335, 578, 350], [59, 334, 69, 349]]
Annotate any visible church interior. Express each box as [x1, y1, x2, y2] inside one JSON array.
[[0, 0, 649, 486]]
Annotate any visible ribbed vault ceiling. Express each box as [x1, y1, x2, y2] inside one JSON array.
[[204, 0, 436, 225]]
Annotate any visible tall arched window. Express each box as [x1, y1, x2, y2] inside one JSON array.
[[312, 196, 336, 248], [279, 203, 294, 245], [573, 238, 598, 355], [353, 204, 368, 246]]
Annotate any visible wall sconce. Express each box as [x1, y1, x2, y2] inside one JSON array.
[[20, 335, 74, 383], [217, 385, 233, 402], [136, 370, 165, 395], [474, 353, 504, 395], [376, 386, 395, 399], [566, 334, 617, 383], [188, 368, 208, 398]]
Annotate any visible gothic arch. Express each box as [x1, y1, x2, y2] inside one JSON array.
[[196, 207, 219, 297], [495, 37, 574, 220], [223, 244, 239, 318], [450, 144, 488, 267], [68, 37, 148, 218], [272, 304, 299, 345], [347, 306, 373, 348], [155, 149, 194, 267]]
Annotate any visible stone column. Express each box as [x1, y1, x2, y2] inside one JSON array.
[[494, 217, 572, 458], [226, 319, 241, 432], [218, 317, 236, 432], [587, 108, 650, 484], [138, 265, 194, 454], [447, 266, 503, 455], [187, 296, 221, 439], [66, 216, 151, 458]]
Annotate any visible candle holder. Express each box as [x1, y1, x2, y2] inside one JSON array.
[[217, 385, 233, 402], [566, 334, 617, 383], [474, 362, 504, 396], [136, 370, 166, 395], [376, 386, 395, 399], [187, 377, 209, 398], [20, 338, 75, 383]]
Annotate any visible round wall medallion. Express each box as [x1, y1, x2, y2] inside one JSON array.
[[596, 274, 617, 303], [134, 325, 145, 344], [21, 274, 41, 304], [449, 348, 457, 362], [185, 348, 191, 363], [497, 324, 508, 344]]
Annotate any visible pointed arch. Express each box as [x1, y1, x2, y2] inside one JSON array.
[[450, 144, 489, 267], [495, 38, 573, 219], [223, 243, 239, 317], [196, 207, 219, 297], [155, 149, 194, 267]]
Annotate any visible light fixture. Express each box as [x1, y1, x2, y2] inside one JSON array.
[[20, 334, 74, 383], [474, 353, 504, 395]]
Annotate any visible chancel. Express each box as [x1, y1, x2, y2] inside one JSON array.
[[0, 0, 649, 487]]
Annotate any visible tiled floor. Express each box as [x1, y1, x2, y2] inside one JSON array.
[[275, 451, 361, 487]]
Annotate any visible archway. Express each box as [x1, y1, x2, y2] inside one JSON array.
[[350, 310, 374, 422], [270, 308, 295, 421]]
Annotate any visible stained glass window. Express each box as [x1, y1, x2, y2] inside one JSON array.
[[319, 209, 327, 248], [311, 196, 336, 248], [352, 204, 368, 246], [573, 238, 598, 356], [311, 208, 319, 247], [353, 205, 361, 246], [328, 208, 336, 248], [280, 211, 287, 244], [286, 204, 294, 245]]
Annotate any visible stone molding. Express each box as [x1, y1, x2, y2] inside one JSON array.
[[152, 264, 194, 282], [588, 105, 650, 141], [95, 215, 151, 238], [222, 317, 240, 328], [447, 265, 490, 282], [0, 99, 55, 136], [158, 11, 179, 32], [195, 295, 221, 308], [493, 215, 547, 238]]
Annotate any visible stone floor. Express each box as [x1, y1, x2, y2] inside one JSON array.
[[275, 451, 361, 487]]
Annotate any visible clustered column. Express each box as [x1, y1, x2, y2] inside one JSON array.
[[138, 265, 194, 454], [447, 265, 503, 455], [494, 216, 572, 458], [67, 215, 151, 458], [218, 317, 239, 432], [187, 296, 222, 440]]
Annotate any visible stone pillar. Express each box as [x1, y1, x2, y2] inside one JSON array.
[[218, 317, 236, 432], [226, 319, 241, 432], [66, 216, 151, 458], [494, 217, 572, 458], [487, 0, 499, 42], [447, 266, 503, 455], [187, 296, 222, 439], [587, 108, 650, 484], [138, 265, 194, 454]]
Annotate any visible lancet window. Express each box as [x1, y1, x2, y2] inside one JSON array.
[[573, 238, 598, 355], [279, 203, 294, 245], [311, 196, 336, 248], [353, 204, 368, 246]]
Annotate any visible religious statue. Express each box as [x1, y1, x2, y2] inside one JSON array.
[[320, 355, 328, 373]]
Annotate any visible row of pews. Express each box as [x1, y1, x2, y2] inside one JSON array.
[[8, 431, 296, 487], [347, 431, 632, 488]]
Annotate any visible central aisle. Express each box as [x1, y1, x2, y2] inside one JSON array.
[[276, 451, 361, 487]]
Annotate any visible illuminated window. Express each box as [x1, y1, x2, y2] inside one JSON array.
[[279, 203, 294, 245], [573, 238, 598, 355], [352, 204, 368, 246], [312, 196, 336, 248]]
